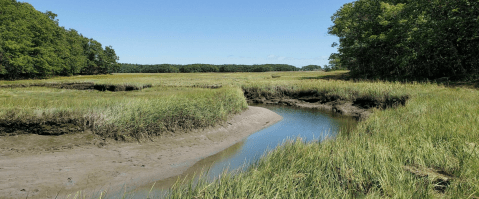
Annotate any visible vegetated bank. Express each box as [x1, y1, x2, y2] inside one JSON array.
[[0, 85, 247, 139], [0, 82, 152, 91], [242, 81, 408, 121], [168, 79, 479, 198], [0, 72, 321, 139], [2, 72, 478, 198]]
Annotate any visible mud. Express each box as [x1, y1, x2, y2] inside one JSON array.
[[0, 106, 282, 199], [164, 84, 223, 89], [0, 82, 152, 91], [243, 89, 409, 120], [0, 122, 84, 136], [190, 84, 223, 89], [0, 110, 87, 136]]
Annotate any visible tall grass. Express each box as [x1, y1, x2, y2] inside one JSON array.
[[242, 79, 411, 105], [0, 71, 330, 138], [0, 86, 247, 139], [2, 71, 478, 197], [168, 80, 479, 198]]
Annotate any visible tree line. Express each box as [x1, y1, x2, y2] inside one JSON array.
[[328, 0, 479, 80], [114, 63, 305, 73], [0, 0, 119, 79]]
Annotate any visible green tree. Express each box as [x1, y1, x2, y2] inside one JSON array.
[[328, 53, 344, 70], [0, 0, 119, 79], [81, 38, 117, 75], [61, 29, 86, 75], [301, 65, 322, 71], [328, 0, 479, 80], [104, 46, 120, 73]]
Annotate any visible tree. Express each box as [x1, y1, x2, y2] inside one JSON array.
[[328, 0, 479, 80], [301, 65, 322, 71], [0, 0, 120, 79], [104, 46, 120, 73], [63, 29, 87, 75], [328, 53, 344, 70]]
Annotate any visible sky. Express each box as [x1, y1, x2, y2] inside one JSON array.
[[21, 0, 354, 67]]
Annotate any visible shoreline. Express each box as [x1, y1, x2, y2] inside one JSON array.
[[0, 106, 282, 199]]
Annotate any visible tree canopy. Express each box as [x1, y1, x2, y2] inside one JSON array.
[[114, 63, 299, 73], [0, 0, 119, 79], [301, 65, 323, 71], [328, 0, 479, 80]]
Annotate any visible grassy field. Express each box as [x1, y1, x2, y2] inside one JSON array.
[[1, 71, 478, 198], [0, 77, 250, 139], [169, 81, 479, 198], [0, 71, 342, 139]]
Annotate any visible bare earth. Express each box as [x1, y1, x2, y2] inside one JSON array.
[[0, 106, 282, 199]]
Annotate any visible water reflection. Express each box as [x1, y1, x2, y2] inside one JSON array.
[[110, 105, 357, 198]]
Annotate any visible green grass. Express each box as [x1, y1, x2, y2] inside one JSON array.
[[0, 85, 247, 139], [167, 77, 479, 198], [242, 79, 411, 105], [1, 71, 478, 198], [0, 71, 334, 138]]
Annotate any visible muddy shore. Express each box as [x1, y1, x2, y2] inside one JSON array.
[[246, 97, 373, 121], [0, 106, 282, 199], [243, 89, 408, 121]]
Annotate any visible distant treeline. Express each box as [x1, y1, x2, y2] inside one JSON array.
[[0, 0, 119, 79], [329, 0, 479, 80], [113, 63, 309, 73]]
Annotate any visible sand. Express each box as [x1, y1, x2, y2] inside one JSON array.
[[0, 106, 282, 199]]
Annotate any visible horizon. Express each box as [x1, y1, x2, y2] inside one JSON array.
[[20, 0, 354, 67]]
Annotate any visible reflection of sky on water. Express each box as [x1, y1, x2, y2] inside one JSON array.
[[109, 105, 356, 198], [206, 105, 341, 177]]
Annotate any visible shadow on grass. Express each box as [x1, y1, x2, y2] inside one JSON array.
[[445, 79, 479, 89], [300, 71, 351, 81], [300, 71, 479, 90]]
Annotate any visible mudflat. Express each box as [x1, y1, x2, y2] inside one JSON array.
[[0, 106, 282, 199]]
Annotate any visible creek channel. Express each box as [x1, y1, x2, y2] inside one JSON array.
[[110, 104, 357, 198]]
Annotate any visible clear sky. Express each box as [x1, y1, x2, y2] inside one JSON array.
[[21, 0, 353, 67]]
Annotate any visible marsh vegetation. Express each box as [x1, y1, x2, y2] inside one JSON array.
[[166, 72, 479, 198], [1, 71, 478, 198], [2, 0, 479, 197]]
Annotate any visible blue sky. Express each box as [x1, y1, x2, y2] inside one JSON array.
[[21, 0, 353, 67]]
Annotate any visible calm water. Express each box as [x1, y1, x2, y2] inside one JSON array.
[[108, 105, 357, 198]]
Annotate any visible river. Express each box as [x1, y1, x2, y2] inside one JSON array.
[[109, 104, 357, 198]]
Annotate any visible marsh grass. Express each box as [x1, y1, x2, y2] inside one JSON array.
[[242, 79, 411, 108], [167, 77, 479, 198], [0, 71, 329, 138], [0, 86, 247, 139], [2, 71, 479, 198]]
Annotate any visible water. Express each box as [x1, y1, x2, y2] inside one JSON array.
[[109, 105, 357, 198]]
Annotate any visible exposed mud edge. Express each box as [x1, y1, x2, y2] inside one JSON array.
[[0, 110, 92, 136], [404, 165, 453, 193], [243, 89, 409, 121], [163, 84, 223, 89], [0, 82, 152, 91]]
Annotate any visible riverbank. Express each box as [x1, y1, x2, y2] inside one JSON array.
[[168, 79, 479, 198], [0, 106, 282, 199], [2, 72, 478, 198]]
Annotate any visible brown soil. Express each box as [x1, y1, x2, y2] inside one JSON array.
[[0, 82, 151, 92], [243, 89, 408, 121], [164, 84, 223, 89], [0, 106, 282, 199], [190, 84, 223, 89], [0, 113, 86, 136]]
